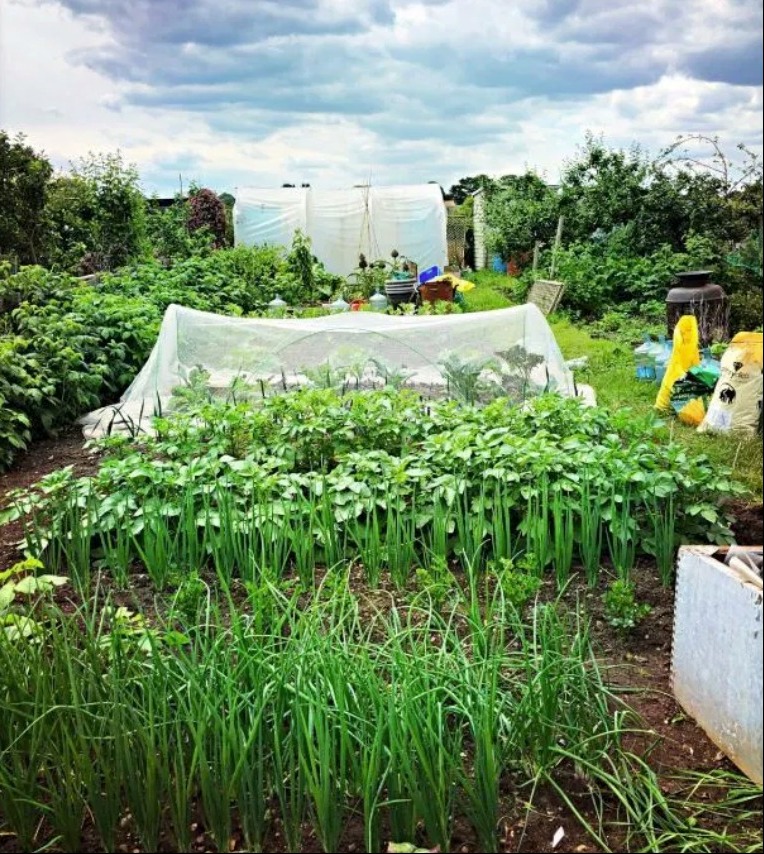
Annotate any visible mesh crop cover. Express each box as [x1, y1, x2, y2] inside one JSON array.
[[81, 303, 577, 437]]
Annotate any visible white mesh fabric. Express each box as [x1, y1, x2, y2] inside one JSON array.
[[80, 303, 578, 437]]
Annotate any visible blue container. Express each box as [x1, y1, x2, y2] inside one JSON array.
[[491, 255, 506, 273], [651, 335, 672, 384], [634, 334, 656, 381], [418, 266, 440, 284]]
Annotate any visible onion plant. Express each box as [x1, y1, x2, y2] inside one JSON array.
[[648, 493, 677, 587], [522, 478, 552, 576], [551, 487, 575, 589], [578, 473, 604, 587], [606, 485, 638, 581]]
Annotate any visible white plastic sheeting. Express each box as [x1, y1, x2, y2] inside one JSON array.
[[233, 184, 447, 276], [81, 303, 580, 438]]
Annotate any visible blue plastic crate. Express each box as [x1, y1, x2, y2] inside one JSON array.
[[418, 266, 440, 284]]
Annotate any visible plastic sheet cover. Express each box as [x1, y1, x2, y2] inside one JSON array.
[[81, 303, 579, 438], [234, 184, 447, 276]]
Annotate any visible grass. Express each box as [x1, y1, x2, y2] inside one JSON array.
[[461, 271, 515, 311], [463, 272, 763, 501], [552, 317, 764, 500]]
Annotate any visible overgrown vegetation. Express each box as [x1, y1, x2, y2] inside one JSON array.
[[0, 238, 343, 468], [471, 133, 763, 325]]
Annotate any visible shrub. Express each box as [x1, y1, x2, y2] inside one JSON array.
[[0, 131, 52, 267], [729, 289, 763, 332], [552, 240, 690, 318], [0, 241, 343, 469], [64, 151, 147, 271], [187, 188, 227, 248]]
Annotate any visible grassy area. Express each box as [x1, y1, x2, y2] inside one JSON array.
[[464, 273, 763, 501], [461, 270, 515, 311]]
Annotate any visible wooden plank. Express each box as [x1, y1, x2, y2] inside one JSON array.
[[527, 279, 565, 315]]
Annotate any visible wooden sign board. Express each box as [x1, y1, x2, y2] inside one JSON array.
[[527, 279, 565, 316]]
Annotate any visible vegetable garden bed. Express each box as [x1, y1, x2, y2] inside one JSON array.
[[1, 390, 761, 853]]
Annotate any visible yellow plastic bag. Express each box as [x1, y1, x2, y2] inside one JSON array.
[[431, 274, 475, 293], [677, 398, 706, 427], [655, 315, 701, 412]]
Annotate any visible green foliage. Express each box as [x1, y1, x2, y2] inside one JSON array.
[[415, 556, 457, 607], [1, 578, 754, 853], [603, 579, 652, 632], [41, 174, 95, 272], [481, 133, 763, 322], [169, 571, 207, 624], [4, 391, 743, 591], [145, 197, 214, 265], [551, 239, 692, 318], [729, 288, 763, 332], [187, 186, 227, 248], [0, 557, 67, 642], [490, 557, 541, 609], [63, 151, 147, 271], [485, 173, 560, 260], [0, 131, 53, 266], [448, 174, 493, 205], [0, 233, 347, 469]]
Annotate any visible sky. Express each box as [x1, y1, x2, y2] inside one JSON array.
[[0, 0, 762, 196]]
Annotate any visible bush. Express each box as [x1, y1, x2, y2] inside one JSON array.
[[0, 239, 343, 469], [729, 289, 763, 332], [40, 151, 147, 273], [145, 198, 213, 265], [187, 187, 227, 248], [551, 241, 688, 318], [0, 131, 52, 267]]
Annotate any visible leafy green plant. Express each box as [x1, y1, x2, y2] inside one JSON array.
[[0, 558, 67, 641], [490, 557, 541, 609], [439, 352, 490, 404], [415, 555, 457, 607], [169, 571, 208, 624], [603, 579, 652, 632]]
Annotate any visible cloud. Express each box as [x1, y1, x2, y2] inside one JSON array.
[[0, 0, 761, 194]]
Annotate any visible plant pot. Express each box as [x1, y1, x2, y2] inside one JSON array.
[[419, 281, 455, 304], [384, 277, 417, 307]]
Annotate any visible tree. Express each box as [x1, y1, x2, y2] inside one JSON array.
[[187, 187, 227, 248], [0, 131, 52, 266], [485, 172, 560, 260], [43, 174, 97, 271], [448, 174, 494, 205], [558, 133, 653, 248], [66, 151, 147, 271], [655, 134, 763, 246]]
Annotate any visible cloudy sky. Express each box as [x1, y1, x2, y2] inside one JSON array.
[[1, 0, 762, 195]]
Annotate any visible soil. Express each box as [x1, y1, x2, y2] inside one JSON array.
[[0, 435, 762, 853], [726, 498, 764, 546], [0, 427, 100, 572]]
